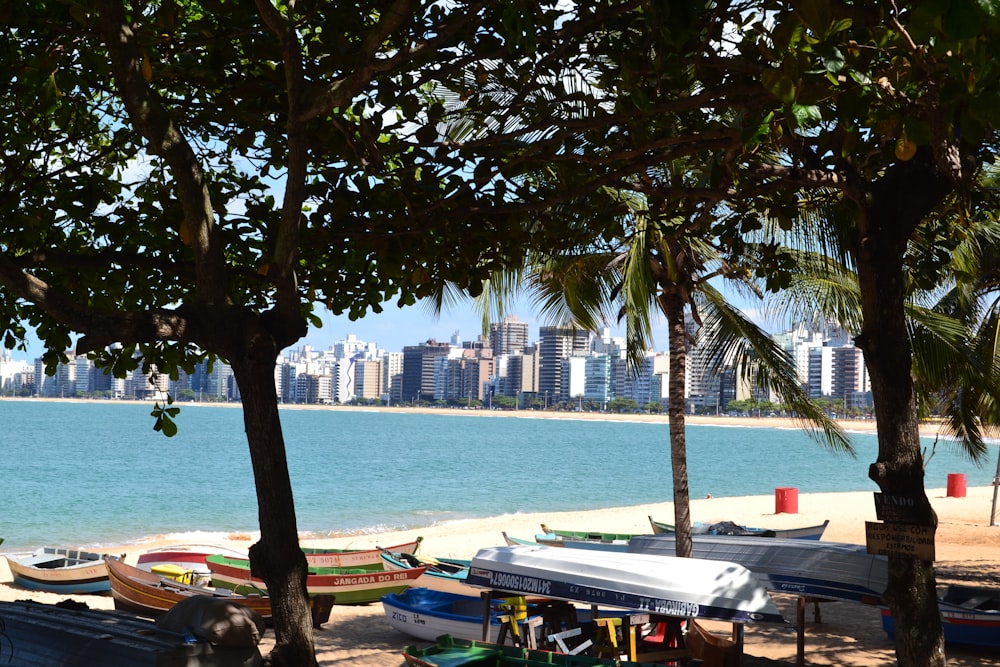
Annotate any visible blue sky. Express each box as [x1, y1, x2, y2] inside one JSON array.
[[303, 294, 639, 355], [8, 285, 773, 361], [7, 294, 644, 362]]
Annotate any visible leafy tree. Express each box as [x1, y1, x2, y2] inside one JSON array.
[[707, 5, 1000, 664], [491, 394, 517, 409], [457, 3, 1000, 661], [608, 397, 640, 413], [0, 2, 639, 662]]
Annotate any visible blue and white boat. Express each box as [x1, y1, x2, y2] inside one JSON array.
[[382, 587, 541, 642], [627, 534, 888, 604], [881, 584, 1000, 648]]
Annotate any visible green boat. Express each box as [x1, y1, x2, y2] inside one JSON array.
[[402, 635, 667, 667], [206, 554, 426, 604], [539, 525, 643, 542]]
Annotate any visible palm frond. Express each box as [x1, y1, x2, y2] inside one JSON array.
[[697, 283, 853, 453]]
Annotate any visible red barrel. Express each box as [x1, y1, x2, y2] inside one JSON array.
[[946, 473, 967, 498], [775, 487, 798, 514]]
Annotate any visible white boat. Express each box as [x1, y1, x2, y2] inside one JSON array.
[[466, 545, 786, 625], [383, 587, 623, 644], [5, 547, 111, 594], [627, 534, 888, 604], [383, 587, 527, 642]]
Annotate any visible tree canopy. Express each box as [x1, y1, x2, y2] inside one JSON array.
[[6, 2, 1000, 664]]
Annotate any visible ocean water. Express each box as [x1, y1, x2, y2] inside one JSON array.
[[0, 400, 994, 551]]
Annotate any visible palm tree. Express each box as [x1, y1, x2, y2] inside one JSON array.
[[471, 184, 852, 558], [767, 203, 1000, 460]]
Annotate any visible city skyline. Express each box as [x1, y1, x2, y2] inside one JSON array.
[[5, 286, 775, 362]]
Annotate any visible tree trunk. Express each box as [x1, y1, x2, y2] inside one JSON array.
[[663, 291, 692, 558], [853, 153, 948, 666], [230, 345, 317, 667]]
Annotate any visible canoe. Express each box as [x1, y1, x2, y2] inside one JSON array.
[[402, 634, 665, 667], [628, 534, 888, 604], [135, 543, 250, 586], [207, 554, 426, 604], [379, 550, 475, 596], [502, 532, 542, 547], [648, 515, 830, 540], [506, 531, 631, 553], [533, 534, 628, 551], [301, 537, 422, 570], [106, 555, 273, 622], [5, 547, 111, 594], [540, 525, 643, 542], [466, 545, 787, 626], [881, 584, 1000, 648]]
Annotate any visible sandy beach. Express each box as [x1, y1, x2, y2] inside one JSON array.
[[1, 482, 999, 665], [0, 407, 995, 664]]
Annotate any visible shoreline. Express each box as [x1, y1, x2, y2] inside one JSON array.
[[3, 395, 955, 438], [1, 487, 999, 665]]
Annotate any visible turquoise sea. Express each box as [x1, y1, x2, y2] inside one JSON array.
[[0, 400, 994, 551]]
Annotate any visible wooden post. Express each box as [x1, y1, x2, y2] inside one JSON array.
[[797, 596, 806, 667]]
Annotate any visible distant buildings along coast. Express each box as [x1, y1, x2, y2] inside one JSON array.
[[0, 315, 872, 413]]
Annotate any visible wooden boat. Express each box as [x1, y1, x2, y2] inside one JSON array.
[[466, 544, 787, 626], [384, 587, 541, 642], [502, 531, 540, 547], [533, 534, 628, 551], [206, 553, 426, 604], [648, 515, 830, 540], [106, 555, 273, 622], [881, 584, 1000, 648], [540, 525, 643, 542], [135, 543, 250, 586], [627, 534, 888, 604], [383, 587, 627, 645], [301, 537, 422, 569], [507, 531, 631, 553], [5, 547, 111, 594], [0, 599, 261, 666], [379, 550, 475, 596], [402, 634, 665, 667]]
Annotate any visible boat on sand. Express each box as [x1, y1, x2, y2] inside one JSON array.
[[648, 515, 829, 540], [106, 556, 274, 622], [5, 547, 111, 594], [881, 583, 1000, 648], [207, 553, 426, 604], [379, 549, 474, 596]]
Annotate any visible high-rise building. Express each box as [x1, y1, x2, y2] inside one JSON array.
[[355, 359, 383, 400], [490, 316, 529, 357], [538, 326, 591, 401], [401, 340, 452, 403], [382, 352, 403, 404]]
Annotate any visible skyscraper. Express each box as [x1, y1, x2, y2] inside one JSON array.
[[490, 315, 529, 357], [538, 326, 591, 402]]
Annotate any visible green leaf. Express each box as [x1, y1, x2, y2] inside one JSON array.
[[819, 46, 845, 73], [791, 104, 822, 127], [761, 69, 797, 103], [943, 0, 986, 40]]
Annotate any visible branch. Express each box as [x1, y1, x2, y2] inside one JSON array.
[[95, 0, 230, 305]]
